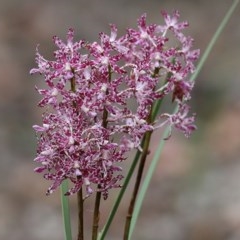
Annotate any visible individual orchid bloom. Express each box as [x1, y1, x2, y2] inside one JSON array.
[[159, 102, 197, 138], [157, 10, 189, 38]]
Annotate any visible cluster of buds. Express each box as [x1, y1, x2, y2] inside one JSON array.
[[30, 11, 199, 198]]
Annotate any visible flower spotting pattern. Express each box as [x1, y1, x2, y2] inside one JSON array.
[[31, 11, 199, 198]]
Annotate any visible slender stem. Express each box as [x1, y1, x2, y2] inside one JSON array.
[[128, 124, 171, 240], [92, 104, 108, 240], [123, 106, 153, 240], [92, 191, 102, 240], [123, 66, 162, 239], [77, 188, 84, 240], [123, 130, 152, 240]]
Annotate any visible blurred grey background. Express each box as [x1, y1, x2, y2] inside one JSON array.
[[0, 0, 240, 239]]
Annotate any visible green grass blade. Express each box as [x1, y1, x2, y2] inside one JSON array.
[[128, 1, 239, 239], [151, 98, 164, 121], [61, 180, 73, 240], [190, 0, 239, 83]]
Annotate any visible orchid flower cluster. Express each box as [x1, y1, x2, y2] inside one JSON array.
[[31, 11, 199, 199]]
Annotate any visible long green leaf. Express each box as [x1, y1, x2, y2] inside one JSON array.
[[61, 180, 73, 240], [128, 1, 239, 239]]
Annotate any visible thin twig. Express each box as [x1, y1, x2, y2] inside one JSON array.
[[77, 188, 84, 240], [123, 107, 153, 240], [92, 191, 102, 240]]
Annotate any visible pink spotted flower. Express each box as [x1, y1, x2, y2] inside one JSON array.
[[31, 11, 199, 198]]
